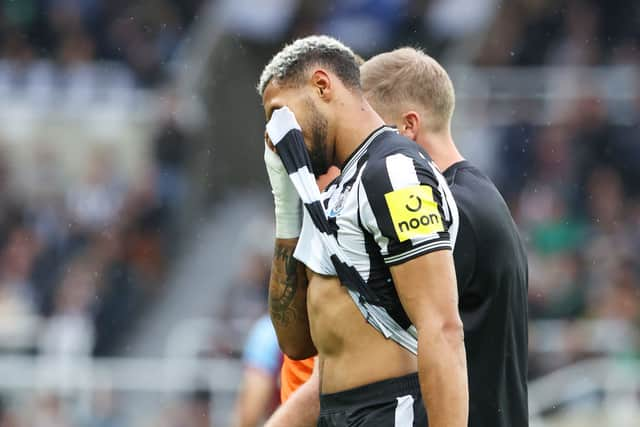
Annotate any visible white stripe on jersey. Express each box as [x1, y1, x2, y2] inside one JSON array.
[[289, 166, 320, 204], [294, 192, 336, 275], [386, 154, 420, 189]]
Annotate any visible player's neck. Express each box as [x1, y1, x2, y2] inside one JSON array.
[[419, 131, 465, 173], [333, 100, 385, 167]]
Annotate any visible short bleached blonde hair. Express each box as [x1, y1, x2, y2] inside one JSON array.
[[361, 47, 455, 132]]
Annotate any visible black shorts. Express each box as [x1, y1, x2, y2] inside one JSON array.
[[318, 373, 427, 427]]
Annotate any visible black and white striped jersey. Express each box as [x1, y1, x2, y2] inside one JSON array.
[[294, 126, 458, 327]]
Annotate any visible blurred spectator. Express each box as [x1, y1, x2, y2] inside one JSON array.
[[220, 0, 299, 44], [231, 315, 282, 427], [82, 390, 127, 427], [215, 252, 270, 356], [0, 395, 20, 427], [546, 0, 601, 65], [27, 146, 67, 246], [153, 117, 188, 213], [0, 223, 40, 351], [180, 389, 213, 427], [66, 148, 125, 234], [28, 394, 72, 427], [152, 389, 213, 427], [424, 0, 497, 43], [91, 229, 142, 356], [314, 0, 413, 55], [38, 256, 97, 358]]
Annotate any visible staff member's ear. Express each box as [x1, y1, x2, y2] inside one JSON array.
[[399, 111, 421, 142]]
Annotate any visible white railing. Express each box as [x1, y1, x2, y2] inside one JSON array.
[[450, 65, 639, 127], [0, 354, 636, 425], [529, 357, 640, 427], [0, 355, 242, 393], [0, 60, 157, 120], [529, 319, 639, 355]]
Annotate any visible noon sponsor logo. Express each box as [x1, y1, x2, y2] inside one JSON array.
[[398, 212, 441, 233], [384, 185, 444, 241]]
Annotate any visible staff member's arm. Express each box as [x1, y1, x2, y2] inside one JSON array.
[[391, 250, 468, 427], [264, 139, 316, 360], [264, 361, 320, 427]]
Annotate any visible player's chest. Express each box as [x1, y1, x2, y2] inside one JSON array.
[[323, 171, 365, 241]]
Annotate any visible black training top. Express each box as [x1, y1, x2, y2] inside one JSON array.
[[444, 161, 529, 427]]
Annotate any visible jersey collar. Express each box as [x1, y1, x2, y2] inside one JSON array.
[[341, 125, 396, 173]]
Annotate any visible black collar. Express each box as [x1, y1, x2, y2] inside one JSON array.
[[341, 125, 396, 172]]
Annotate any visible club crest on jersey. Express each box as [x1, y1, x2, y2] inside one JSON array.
[[384, 185, 444, 242], [328, 185, 351, 218]]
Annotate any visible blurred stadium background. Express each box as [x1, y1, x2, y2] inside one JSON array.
[[0, 0, 638, 426]]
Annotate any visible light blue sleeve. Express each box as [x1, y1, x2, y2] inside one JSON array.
[[243, 315, 282, 375]]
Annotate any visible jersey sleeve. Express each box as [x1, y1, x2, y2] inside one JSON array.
[[359, 152, 453, 265], [242, 316, 282, 376]]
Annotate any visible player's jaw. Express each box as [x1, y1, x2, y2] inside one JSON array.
[[303, 98, 331, 177]]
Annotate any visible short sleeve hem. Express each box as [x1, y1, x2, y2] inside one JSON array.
[[384, 239, 452, 266]]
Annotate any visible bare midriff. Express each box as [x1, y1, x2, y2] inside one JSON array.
[[306, 270, 417, 394]]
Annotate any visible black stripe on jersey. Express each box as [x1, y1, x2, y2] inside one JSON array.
[[275, 129, 313, 174], [330, 255, 380, 305], [384, 241, 453, 266], [361, 158, 398, 243], [362, 226, 412, 329], [341, 125, 393, 172], [304, 201, 337, 237], [416, 158, 453, 229]]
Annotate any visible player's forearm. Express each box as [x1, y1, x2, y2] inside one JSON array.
[[417, 323, 468, 427], [269, 238, 316, 360], [264, 362, 320, 427]]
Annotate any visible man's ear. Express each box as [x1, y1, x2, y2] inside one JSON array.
[[400, 111, 421, 142], [311, 69, 332, 101]]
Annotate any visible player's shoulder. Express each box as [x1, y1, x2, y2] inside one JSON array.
[[447, 161, 519, 240], [361, 131, 436, 187], [447, 162, 504, 213], [367, 130, 429, 162]]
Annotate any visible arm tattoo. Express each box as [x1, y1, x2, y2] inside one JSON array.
[[269, 243, 304, 326]]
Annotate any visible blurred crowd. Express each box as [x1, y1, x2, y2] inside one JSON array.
[[219, 0, 640, 62], [0, 0, 203, 86], [474, 0, 640, 66], [0, 114, 188, 358], [501, 94, 640, 377]]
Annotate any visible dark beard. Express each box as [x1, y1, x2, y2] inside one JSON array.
[[306, 101, 330, 177]]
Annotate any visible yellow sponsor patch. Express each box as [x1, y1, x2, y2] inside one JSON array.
[[384, 185, 444, 242]]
